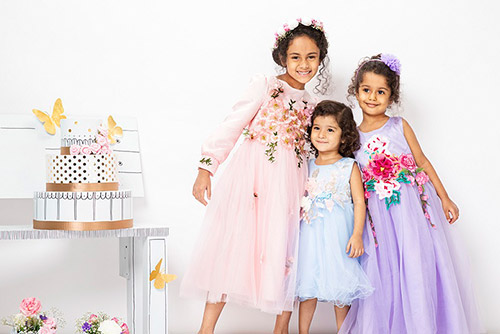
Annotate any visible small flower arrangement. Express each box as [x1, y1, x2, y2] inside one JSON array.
[[69, 126, 112, 155], [1, 297, 65, 334], [75, 312, 129, 334]]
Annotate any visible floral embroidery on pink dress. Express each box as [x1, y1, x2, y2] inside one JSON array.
[[243, 80, 313, 167]]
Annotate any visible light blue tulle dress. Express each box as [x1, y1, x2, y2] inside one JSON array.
[[295, 157, 373, 306]]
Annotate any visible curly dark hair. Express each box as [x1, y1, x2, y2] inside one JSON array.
[[347, 54, 401, 104], [272, 23, 330, 95], [308, 100, 360, 158]]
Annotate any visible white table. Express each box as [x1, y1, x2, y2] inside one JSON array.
[[0, 225, 170, 334]]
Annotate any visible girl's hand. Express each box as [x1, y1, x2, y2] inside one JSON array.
[[192, 169, 211, 206], [441, 197, 459, 224], [346, 235, 364, 258]]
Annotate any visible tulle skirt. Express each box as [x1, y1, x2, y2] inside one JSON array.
[[339, 182, 482, 334], [296, 203, 374, 306], [180, 139, 307, 314]]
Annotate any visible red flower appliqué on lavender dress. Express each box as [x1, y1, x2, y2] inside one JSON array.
[[363, 135, 435, 228]]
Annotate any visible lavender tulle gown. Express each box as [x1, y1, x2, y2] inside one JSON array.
[[339, 117, 482, 334]]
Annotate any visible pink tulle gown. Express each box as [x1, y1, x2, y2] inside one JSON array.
[[180, 74, 316, 314]]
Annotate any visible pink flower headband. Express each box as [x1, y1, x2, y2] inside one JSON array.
[[356, 54, 402, 77], [273, 18, 325, 49]]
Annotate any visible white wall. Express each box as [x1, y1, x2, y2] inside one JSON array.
[[0, 0, 499, 333]]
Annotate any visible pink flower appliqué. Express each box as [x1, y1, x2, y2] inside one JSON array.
[[19, 297, 41, 317], [415, 171, 430, 186], [368, 154, 396, 181], [399, 153, 417, 172]]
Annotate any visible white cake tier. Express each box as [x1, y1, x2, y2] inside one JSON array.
[[34, 191, 133, 222], [47, 154, 118, 185], [60, 118, 103, 147]]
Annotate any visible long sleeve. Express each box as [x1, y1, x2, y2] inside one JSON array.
[[198, 74, 268, 175]]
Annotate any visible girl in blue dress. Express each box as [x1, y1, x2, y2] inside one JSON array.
[[295, 100, 373, 333]]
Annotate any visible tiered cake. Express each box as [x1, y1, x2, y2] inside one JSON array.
[[33, 119, 133, 230]]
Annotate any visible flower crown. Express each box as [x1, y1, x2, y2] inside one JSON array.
[[273, 18, 325, 49], [357, 54, 402, 76]]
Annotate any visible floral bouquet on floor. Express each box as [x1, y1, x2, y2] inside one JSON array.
[[1, 297, 65, 334], [75, 312, 129, 334]]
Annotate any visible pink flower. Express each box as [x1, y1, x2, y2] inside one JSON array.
[[96, 134, 109, 146], [415, 171, 430, 185], [90, 142, 102, 154], [98, 126, 109, 138], [424, 212, 431, 220], [362, 168, 372, 182], [399, 153, 417, 172], [80, 145, 92, 155], [407, 174, 415, 186], [99, 145, 111, 155], [364, 190, 371, 199], [20, 297, 41, 317], [112, 317, 120, 323], [368, 154, 396, 181], [421, 194, 429, 201], [418, 185, 423, 194], [89, 314, 98, 322], [39, 327, 55, 334], [70, 145, 81, 155], [43, 317, 57, 328], [121, 323, 130, 334]]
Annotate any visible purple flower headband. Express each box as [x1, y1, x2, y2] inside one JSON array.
[[273, 18, 325, 49], [356, 54, 402, 77]]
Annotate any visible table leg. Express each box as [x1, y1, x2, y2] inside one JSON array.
[[120, 236, 169, 334]]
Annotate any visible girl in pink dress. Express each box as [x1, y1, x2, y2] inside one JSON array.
[[180, 19, 329, 333]]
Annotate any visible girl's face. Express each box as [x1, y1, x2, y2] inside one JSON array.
[[356, 72, 392, 117], [311, 115, 342, 155], [281, 35, 320, 90]]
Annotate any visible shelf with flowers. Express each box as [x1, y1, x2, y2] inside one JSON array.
[[1, 297, 64, 334]]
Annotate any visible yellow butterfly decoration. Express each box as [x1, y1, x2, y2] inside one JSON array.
[[107, 116, 123, 144], [32, 98, 66, 135], [149, 258, 177, 290]]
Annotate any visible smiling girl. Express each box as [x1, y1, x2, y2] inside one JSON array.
[[339, 54, 482, 334], [295, 101, 373, 333], [180, 19, 330, 334]]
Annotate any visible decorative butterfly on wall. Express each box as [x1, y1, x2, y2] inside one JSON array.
[[32, 98, 66, 135], [149, 258, 177, 290], [107, 116, 123, 144]]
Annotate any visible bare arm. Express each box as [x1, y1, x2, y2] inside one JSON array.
[[402, 118, 459, 223], [346, 163, 366, 258]]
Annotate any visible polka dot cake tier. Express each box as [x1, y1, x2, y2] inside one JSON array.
[[33, 118, 133, 231]]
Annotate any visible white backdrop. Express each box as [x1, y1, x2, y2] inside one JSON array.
[[0, 0, 499, 333]]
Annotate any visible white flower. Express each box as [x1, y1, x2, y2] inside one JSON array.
[[301, 17, 312, 26], [301, 196, 312, 212], [288, 20, 299, 30], [364, 134, 391, 155], [277, 27, 286, 37], [98, 320, 122, 334], [14, 313, 26, 326], [374, 180, 400, 199]]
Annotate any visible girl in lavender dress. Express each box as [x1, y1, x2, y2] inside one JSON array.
[[339, 54, 482, 334], [181, 19, 330, 334]]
